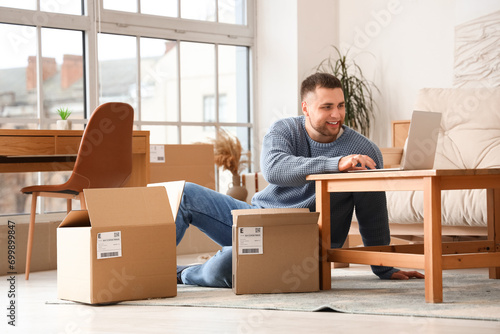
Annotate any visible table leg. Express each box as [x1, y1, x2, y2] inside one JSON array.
[[316, 180, 331, 290], [487, 188, 500, 279], [423, 176, 443, 303]]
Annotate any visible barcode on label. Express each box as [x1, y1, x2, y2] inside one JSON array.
[[242, 248, 260, 254], [100, 252, 119, 258]]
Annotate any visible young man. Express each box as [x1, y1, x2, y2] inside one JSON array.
[[175, 73, 424, 286]]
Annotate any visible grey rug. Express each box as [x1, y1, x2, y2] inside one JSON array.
[[49, 271, 500, 321]]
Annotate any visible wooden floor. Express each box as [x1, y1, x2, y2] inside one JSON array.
[[2, 260, 500, 333]]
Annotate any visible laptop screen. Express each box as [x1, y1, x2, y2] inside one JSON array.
[[400, 110, 442, 170]]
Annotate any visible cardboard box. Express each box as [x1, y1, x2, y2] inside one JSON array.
[[150, 144, 216, 190], [149, 144, 220, 256], [175, 225, 222, 255], [232, 208, 320, 295], [241, 172, 269, 204], [148, 181, 222, 256], [0, 219, 59, 276], [57, 187, 177, 304]]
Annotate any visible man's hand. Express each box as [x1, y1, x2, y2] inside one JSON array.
[[339, 154, 376, 172], [390, 270, 425, 280]]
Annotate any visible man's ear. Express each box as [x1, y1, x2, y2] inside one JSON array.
[[301, 101, 309, 116]]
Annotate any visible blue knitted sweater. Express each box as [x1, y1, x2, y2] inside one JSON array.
[[252, 116, 383, 209], [252, 116, 398, 279]]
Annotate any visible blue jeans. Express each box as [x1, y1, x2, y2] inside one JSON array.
[[175, 183, 395, 287], [175, 182, 254, 287]]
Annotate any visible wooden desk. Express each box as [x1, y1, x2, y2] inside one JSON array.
[[307, 169, 500, 303], [0, 129, 150, 187]]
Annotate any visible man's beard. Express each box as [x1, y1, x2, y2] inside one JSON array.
[[311, 121, 342, 139]]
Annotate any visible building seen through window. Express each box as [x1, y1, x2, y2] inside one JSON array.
[[0, 0, 253, 216]]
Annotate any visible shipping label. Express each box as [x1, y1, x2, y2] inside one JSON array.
[[238, 227, 263, 255], [150, 145, 165, 163], [97, 231, 122, 259]]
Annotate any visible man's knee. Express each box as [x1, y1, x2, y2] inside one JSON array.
[[183, 182, 200, 198]]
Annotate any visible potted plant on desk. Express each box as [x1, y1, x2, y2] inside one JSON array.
[[56, 107, 72, 130]]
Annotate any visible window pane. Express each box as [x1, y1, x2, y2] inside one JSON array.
[[42, 171, 80, 213], [0, 123, 39, 130], [141, 0, 177, 17], [180, 42, 215, 123], [218, 45, 249, 123], [181, 125, 215, 144], [143, 125, 179, 144], [0, 0, 36, 10], [225, 126, 250, 164], [47, 122, 85, 130], [0, 173, 37, 215], [103, 0, 137, 12], [40, 0, 83, 15], [41, 28, 85, 122], [140, 38, 178, 122], [98, 34, 138, 116], [203, 95, 217, 123], [219, 0, 246, 25], [181, 0, 216, 22], [0, 24, 38, 120]]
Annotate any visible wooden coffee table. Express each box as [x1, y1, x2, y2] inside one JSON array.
[[307, 169, 500, 303]]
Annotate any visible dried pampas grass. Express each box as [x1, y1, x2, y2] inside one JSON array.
[[211, 128, 248, 175]]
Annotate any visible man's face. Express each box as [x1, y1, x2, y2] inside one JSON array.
[[302, 87, 345, 143]]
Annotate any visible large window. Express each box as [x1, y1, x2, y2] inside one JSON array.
[[102, 0, 246, 24], [0, 0, 254, 217]]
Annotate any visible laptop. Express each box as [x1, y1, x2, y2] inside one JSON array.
[[350, 110, 442, 172]]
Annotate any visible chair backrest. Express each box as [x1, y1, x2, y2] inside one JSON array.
[[64, 102, 134, 192]]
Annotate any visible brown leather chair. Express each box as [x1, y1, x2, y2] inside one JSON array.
[[21, 102, 134, 279]]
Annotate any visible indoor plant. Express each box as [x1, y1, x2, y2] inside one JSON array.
[[56, 107, 72, 130], [315, 46, 378, 137]]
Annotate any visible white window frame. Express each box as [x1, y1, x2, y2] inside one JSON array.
[[0, 0, 256, 216], [0, 0, 255, 132]]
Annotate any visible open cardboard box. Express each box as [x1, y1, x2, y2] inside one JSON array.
[[149, 145, 221, 255], [57, 186, 179, 304], [150, 144, 215, 190], [0, 219, 59, 276], [232, 208, 320, 295]]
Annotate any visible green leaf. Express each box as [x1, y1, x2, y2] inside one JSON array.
[[56, 107, 72, 120]]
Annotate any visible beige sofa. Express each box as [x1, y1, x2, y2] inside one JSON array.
[[375, 87, 500, 243], [244, 87, 500, 244]]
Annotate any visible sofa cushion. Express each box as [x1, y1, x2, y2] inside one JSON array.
[[387, 190, 487, 227], [387, 87, 500, 227]]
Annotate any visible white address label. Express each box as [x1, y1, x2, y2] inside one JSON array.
[[97, 231, 122, 259], [150, 145, 165, 163], [238, 227, 263, 255]]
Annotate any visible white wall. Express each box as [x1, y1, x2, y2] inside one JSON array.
[[337, 0, 457, 146], [338, 0, 500, 146], [254, 0, 297, 172], [254, 0, 338, 168], [297, 0, 339, 86], [255, 0, 500, 149]]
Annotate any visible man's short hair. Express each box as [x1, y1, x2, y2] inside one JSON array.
[[300, 73, 342, 101]]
